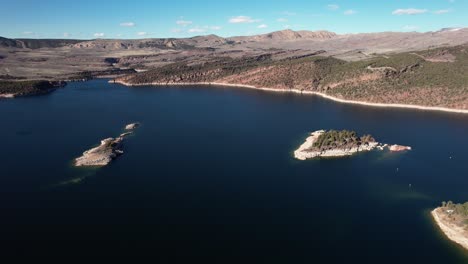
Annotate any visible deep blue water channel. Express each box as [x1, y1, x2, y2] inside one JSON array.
[[0, 79, 467, 262]]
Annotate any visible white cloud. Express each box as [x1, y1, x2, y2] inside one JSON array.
[[392, 8, 428, 15], [120, 22, 135, 27], [434, 9, 451, 14], [344, 10, 357, 15], [403, 25, 419, 31], [63, 32, 71, 37], [257, 24, 268, 29], [137, 32, 147, 36], [22, 31, 33, 35], [283, 25, 291, 29], [188, 28, 207, 33], [327, 4, 339, 11], [229, 16, 260, 24], [277, 18, 288, 22], [209, 26, 222, 30], [176, 20, 193, 26], [171, 28, 183, 33], [94, 33, 105, 37]]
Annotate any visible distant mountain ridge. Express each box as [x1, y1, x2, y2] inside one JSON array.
[[1, 28, 467, 50], [229, 29, 337, 42]]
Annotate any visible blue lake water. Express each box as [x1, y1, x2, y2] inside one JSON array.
[[0, 79, 467, 262]]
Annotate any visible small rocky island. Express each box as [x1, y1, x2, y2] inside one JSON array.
[[294, 130, 411, 160], [432, 202, 468, 251], [74, 123, 140, 167]]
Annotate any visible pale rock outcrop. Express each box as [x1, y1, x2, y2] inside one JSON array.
[[74, 123, 139, 167], [294, 130, 411, 160], [125, 123, 140, 130], [389, 145, 412, 152]]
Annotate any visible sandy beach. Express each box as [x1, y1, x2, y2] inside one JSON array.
[[431, 208, 468, 251], [112, 80, 468, 114]]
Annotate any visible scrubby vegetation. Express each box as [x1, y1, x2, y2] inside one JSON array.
[[442, 201, 468, 217], [116, 44, 468, 109], [0, 80, 65, 96], [320, 45, 468, 108], [440, 201, 468, 228], [312, 130, 375, 151]]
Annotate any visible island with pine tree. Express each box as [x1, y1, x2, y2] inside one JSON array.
[[294, 130, 411, 160]]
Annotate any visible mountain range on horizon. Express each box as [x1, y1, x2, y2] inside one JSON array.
[[2, 27, 467, 47]]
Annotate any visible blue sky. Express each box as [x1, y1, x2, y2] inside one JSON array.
[[1, 0, 466, 39]]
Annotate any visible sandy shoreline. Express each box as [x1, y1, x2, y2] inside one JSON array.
[[431, 208, 468, 251], [112, 80, 468, 114], [0, 93, 15, 99]]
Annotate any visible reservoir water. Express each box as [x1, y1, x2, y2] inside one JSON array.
[[1, 79, 467, 262]]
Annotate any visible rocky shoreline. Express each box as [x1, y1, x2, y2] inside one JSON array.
[[432, 207, 468, 251], [74, 123, 140, 167], [294, 130, 411, 160], [0, 80, 66, 99], [111, 80, 468, 115]]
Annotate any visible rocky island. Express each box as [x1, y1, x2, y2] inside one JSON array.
[[432, 202, 468, 251], [294, 130, 410, 160], [74, 123, 139, 167]]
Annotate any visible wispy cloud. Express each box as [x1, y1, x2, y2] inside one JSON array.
[[392, 8, 428, 15], [63, 32, 71, 37], [327, 4, 339, 11], [344, 9, 357, 15], [434, 9, 451, 14], [403, 25, 419, 31], [188, 28, 207, 33], [277, 18, 288, 22], [120, 22, 135, 27], [209, 26, 222, 30], [22, 31, 33, 35], [257, 24, 268, 29], [137, 32, 147, 36], [229, 16, 260, 24], [171, 28, 183, 33], [94, 33, 105, 37], [176, 20, 193, 26]]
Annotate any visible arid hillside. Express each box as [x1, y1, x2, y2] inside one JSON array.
[[115, 44, 468, 109], [1, 28, 467, 80]]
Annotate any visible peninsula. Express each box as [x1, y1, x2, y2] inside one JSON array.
[[294, 130, 410, 160], [74, 123, 139, 167], [432, 202, 468, 251], [0, 80, 65, 98]]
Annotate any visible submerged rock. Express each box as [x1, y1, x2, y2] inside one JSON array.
[[74, 123, 140, 167]]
